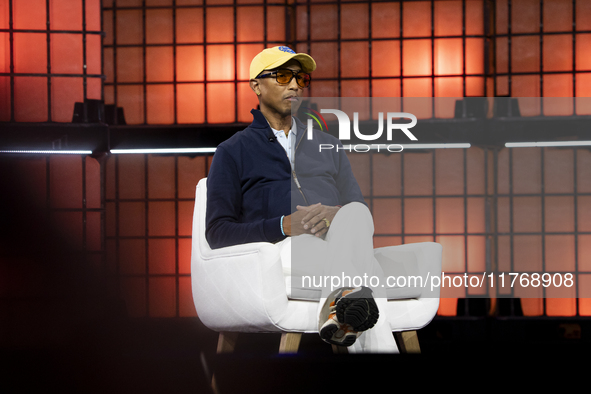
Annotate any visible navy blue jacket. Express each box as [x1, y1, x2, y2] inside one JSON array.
[[205, 109, 365, 249]]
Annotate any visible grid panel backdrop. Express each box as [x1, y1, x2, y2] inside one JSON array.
[[0, 0, 103, 122], [99, 0, 591, 318], [493, 0, 591, 115], [105, 153, 211, 317], [4, 1, 589, 319], [494, 147, 591, 316], [102, 0, 287, 124], [296, 0, 487, 100], [353, 146, 591, 317], [105, 148, 591, 318]]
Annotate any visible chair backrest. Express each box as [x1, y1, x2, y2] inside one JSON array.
[[192, 177, 210, 257]]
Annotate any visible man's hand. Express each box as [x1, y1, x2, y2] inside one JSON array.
[[281, 208, 309, 237], [299, 203, 340, 238], [282, 203, 341, 238]]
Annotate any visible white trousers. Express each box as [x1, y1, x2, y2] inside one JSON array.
[[278, 202, 399, 353]]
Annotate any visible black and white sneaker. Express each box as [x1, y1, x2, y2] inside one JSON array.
[[319, 287, 379, 347], [335, 286, 379, 331]]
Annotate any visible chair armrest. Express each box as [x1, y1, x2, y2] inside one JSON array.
[[191, 241, 290, 332], [198, 240, 275, 260], [375, 242, 442, 299], [191, 179, 294, 333], [377, 243, 443, 331]]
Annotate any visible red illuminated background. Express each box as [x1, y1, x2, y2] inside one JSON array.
[[2, 0, 591, 365]]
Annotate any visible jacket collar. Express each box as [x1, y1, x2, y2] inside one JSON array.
[[250, 109, 307, 144], [293, 115, 308, 146], [250, 108, 271, 129], [250, 109, 276, 142]]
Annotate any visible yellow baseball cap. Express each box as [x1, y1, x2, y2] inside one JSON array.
[[249, 46, 316, 80]]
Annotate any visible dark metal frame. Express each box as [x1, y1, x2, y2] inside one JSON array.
[[360, 145, 591, 316], [294, 0, 489, 112], [102, 141, 591, 318], [98, 0, 591, 318], [102, 0, 487, 123], [490, 0, 588, 105], [106, 153, 211, 318], [0, 0, 104, 122], [3, 0, 591, 319], [102, 0, 287, 125]]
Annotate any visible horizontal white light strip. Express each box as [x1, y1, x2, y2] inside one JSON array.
[[505, 141, 591, 148], [336, 143, 472, 151], [0, 150, 93, 155], [110, 148, 217, 154], [401, 143, 471, 149]]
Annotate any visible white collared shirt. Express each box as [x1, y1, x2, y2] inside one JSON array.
[[270, 117, 297, 169]]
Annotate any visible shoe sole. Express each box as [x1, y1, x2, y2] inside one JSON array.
[[319, 324, 357, 347], [335, 287, 379, 332]]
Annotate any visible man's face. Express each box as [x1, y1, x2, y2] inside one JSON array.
[[252, 59, 305, 118]]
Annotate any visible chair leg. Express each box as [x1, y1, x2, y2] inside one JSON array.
[[394, 330, 421, 354], [212, 332, 239, 394], [279, 332, 302, 353], [331, 344, 349, 354], [216, 331, 239, 354]]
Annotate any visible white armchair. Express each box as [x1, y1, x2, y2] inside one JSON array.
[[191, 177, 442, 354]]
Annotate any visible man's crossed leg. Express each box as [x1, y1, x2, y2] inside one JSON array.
[[284, 202, 399, 353]]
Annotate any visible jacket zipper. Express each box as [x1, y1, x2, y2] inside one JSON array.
[[292, 169, 309, 206], [290, 131, 310, 206]]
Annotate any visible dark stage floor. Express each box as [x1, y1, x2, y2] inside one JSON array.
[[3, 314, 590, 393]]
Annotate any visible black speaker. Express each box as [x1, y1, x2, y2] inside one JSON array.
[[72, 99, 105, 123], [497, 297, 523, 316], [493, 97, 521, 117], [72, 100, 127, 125], [105, 104, 127, 125], [454, 97, 488, 118]]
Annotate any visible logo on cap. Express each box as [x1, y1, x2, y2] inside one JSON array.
[[278, 46, 295, 54]]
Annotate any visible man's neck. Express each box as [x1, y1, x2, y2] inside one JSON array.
[[261, 109, 292, 136]]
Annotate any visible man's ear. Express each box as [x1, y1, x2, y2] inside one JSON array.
[[250, 79, 261, 96]]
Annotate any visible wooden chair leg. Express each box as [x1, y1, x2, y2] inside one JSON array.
[[331, 344, 349, 354], [212, 332, 239, 394], [216, 332, 239, 354], [279, 332, 302, 353], [394, 330, 421, 354]]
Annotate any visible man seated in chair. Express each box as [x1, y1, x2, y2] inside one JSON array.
[[205, 46, 397, 352]]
